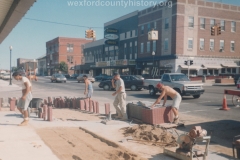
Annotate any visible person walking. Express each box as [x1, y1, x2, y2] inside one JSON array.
[[151, 83, 182, 124], [111, 73, 128, 120], [83, 75, 93, 100], [12, 71, 33, 126]]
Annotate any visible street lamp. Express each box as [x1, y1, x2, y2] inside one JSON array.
[[109, 57, 111, 76], [9, 46, 13, 85], [152, 51, 155, 79]]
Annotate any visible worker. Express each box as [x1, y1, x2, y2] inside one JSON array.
[[12, 71, 33, 126], [83, 74, 93, 100], [151, 83, 182, 124], [111, 72, 128, 121]]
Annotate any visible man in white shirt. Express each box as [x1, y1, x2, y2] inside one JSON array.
[[111, 73, 128, 121], [12, 71, 32, 126]]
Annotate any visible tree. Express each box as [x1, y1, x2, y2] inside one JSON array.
[[59, 61, 68, 73]]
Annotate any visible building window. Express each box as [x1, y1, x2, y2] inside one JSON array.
[[141, 25, 144, 34], [220, 40, 224, 51], [165, 18, 169, 29], [147, 41, 150, 52], [148, 23, 151, 31], [124, 54, 126, 59], [153, 40, 156, 52], [164, 38, 169, 50], [188, 38, 193, 49], [210, 39, 214, 51], [220, 20, 225, 31], [231, 21, 236, 32], [221, 68, 225, 73], [140, 43, 144, 53], [188, 16, 194, 28], [200, 18, 205, 29], [130, 54, 132, 59], [67, 44, 73, 52], [130, 31, 132, 37], [135, 29, 138, 36], [135, 53, 137, 59], [210, 19, 215, 29], [232, 68, 236, 73], [199, 38, 204, 50], [154, 21, 157, 29], [231, 41, 235, 52], [125, 32, 127, 38]]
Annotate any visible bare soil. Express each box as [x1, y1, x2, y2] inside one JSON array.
[[37, 127, 147, 160]]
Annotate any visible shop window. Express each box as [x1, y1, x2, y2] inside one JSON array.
[[221, 68, 225, 73], [227, 68, 231, 73], [203, 69, 207, 75], [232, 68, 236, 73]]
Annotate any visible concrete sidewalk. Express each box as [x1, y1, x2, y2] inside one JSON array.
[[0, 111, 59, 160], [0, 79, 21, 92]]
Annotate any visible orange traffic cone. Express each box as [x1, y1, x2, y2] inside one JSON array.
[[220, 94, 230, 110]]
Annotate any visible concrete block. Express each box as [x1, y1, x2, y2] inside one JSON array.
[[96, 101, 99, 114], [89, 100, 93, 112], [47, 106, 53, 121], [80, 100, 85, 110], [43, 105, 48, 121], [9, 98, 16, 111], [84, 99, 89, 111], [93, 101, 96, 113], [105, 103, 110, 115], [0, 98, 2, 111], [142, 107, 173, 125]]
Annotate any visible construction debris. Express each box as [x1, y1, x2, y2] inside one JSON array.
[[122, 124, 178, 147]]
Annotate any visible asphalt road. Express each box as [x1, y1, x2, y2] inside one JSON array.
[[31, 77, 240, 122]]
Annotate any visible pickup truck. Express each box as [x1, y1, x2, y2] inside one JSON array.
[[143, 73, 205, 98]]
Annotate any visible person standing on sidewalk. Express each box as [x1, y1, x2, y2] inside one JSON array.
[[12, 71, 32, 126], [83, 75, 93, 101], [111, 73, 128, 120], [151, 83, 181, 124]]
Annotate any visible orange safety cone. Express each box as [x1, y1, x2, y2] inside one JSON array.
[[220, 94, 230, 110]]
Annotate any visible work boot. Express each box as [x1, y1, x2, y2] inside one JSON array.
[[173, 117, 179, 124]]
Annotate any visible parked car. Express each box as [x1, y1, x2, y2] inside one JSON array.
[[2, 73, 11, 80], [135, 75, 144, 80], [70, 74, 79, 79], [143, 73, 204, 98], [77, 74, 95, 83], [98, 75, 144, 91], [95, 74, 111, 81], [234, 74, 240, 85], [64, 74, 70, 79], [51, 74, 67, 83]]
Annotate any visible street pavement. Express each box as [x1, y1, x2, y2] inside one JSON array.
[[0, 77, 239, 160]]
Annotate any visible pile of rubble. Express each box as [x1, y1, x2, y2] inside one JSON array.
[[122, 124, 178, 147]]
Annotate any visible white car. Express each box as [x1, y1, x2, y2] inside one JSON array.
[[2, 73, 11, 80]]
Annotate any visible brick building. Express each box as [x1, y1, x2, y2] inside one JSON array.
[[137, 0, 240, 76], [46, 37, 91, 75]]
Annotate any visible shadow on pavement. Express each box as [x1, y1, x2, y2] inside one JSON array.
[[5, 114, 22, 118]]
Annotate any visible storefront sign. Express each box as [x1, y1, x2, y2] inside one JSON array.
[[90, 65, 96, 68], [104, 34, 119, 40], [105, 28, 118, 34], [105, 40, 118, 45], [128, 60, 136, 65], [96, 62, 107, 67], [147, 62, 153, 66], [115, 60, 128, 66]]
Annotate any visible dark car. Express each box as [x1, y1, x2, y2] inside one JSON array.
[[98, 75, 144, 91], [70, 74, 79, 79], [95, 74, 111, 81], [64, 74, 70, 79], [51, 74, 67, 83], [234, 74, 240, 85]]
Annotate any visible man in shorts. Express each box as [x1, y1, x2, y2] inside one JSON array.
[[12, 71, 33, 126], [111, 73, 128, 121], [83, 74, 93, 101], [151, 83, 182, 124]]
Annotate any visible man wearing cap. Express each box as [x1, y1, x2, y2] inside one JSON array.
[[151, 83, 182, 124], [111, 73, 128, 120]]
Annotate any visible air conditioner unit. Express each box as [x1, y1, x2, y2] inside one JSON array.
[[200, 47, 203, 50], [219, 49, 223, 52], [210, 48, 213, 51]]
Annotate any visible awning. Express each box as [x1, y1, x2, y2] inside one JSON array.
[[202, 65, 222, 69], [221, 64, 240, 67], [179, 65, 201, 70]]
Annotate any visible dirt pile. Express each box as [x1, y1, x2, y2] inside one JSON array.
[[123, 124, 178, 147]]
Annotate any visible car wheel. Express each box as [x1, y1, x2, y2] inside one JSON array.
[[78, 81, 80, 83], [130, 85, 137, 91], [103, 84, 110, 90], [193, 95, 200, 99], [149, 86, 156, 96]]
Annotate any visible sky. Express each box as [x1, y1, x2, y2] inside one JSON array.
[[0, 0, 240, 70]]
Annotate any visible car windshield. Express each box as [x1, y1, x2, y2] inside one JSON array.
[[170, 75, 189, 81], [56, 74, 64, 78]]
